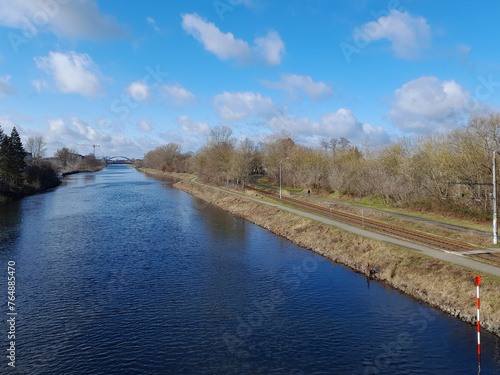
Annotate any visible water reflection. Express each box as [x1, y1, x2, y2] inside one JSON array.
[[0, 200, 22, 244], [0, 165, 498, 375]]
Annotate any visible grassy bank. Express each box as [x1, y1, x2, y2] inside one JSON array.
[[61, 165, 106, 177], [0, 173, 61, 205], [137, 168, 500, 336]]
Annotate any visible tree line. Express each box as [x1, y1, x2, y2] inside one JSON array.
[[53, 147, 105, 172], [0, 125, 104, 202], [142, 112, 500, 221], [0, 126, 27, 187], [0, 125, 62, 197]]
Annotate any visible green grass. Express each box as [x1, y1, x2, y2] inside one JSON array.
[[256, 177, 489, 233], [313, 195, 491, 233], [221, 173, 492, 234], [255, 177, 303, 193]]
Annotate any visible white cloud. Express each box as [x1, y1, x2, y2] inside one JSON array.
[[146, 16, 167, 36], [357, 10, 431, 59], [181, 13, 285, 65], [125, 80, 152, 102], [181, 13, 252, 63], [68, 116, 102, 142], [147, 17, 161, 33], [0, 115, 18, 133], [45, 117, 152, 158], [0, 75, 15, 99], [161, 84, 197, 107], [31, 79, 47, 93], [136, 119, 154, 133], [361, 123, 390, 145], [0, 0, 125, 39], [456, 44, 472, 66], [0, 118, 47, 146], [318, 109, 360, 137], [261, 74, 333, 103], [212, 91, 278, 122], [35, 51, 104, 96], [157, 129, 203, 154], [387, 76, 482, 132], [268, 108, 390, 146], [177, 115, 210, 136], [96, 118, 109, 128], [456, 44, 470, 62], [253, 30, 285, 65], [267, 110, 354, 138]]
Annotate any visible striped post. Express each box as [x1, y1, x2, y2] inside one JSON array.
[[475, 275, 482, 375]]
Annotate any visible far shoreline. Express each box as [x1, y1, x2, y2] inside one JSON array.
[[0, 165, 106, 206]]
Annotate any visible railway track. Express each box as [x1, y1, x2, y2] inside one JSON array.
[[474, 253, 500, 267], [247, 185, 477, 253]]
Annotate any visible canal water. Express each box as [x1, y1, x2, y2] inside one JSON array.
[[0, 165, 499, 374]]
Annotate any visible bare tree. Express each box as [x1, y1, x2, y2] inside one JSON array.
[[142, 143, 192, 172], [55, 147, 79, 169], [466, 112, 500, 153], [26, 136, 47, 162], [230, 138, 258, 188], [81, 154, 104, 171]]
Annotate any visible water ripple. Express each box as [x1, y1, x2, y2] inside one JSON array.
[[0, 165, 498, 374]]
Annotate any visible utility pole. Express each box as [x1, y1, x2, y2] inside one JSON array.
[[475, 275, 482, 374], [280, 161, 282, 199], [493, 149, 500, 244]]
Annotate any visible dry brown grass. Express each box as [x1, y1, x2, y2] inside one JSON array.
[[136, 167, 193, 182], [171, 177, 500, 337]]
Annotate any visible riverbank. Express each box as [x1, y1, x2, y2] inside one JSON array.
[[0, 177, 61, 205], [0, 165, 106, 206], [138, 168, 500, 337]]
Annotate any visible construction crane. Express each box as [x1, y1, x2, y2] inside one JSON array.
[[78, 144, 101, 157]]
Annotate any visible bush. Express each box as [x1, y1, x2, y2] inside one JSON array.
[[26, 162, 60, 190]]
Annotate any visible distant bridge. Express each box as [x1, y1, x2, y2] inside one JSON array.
[[104, 156, 134, 164]]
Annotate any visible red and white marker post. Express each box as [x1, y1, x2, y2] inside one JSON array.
[[475, 275, 482, 375]]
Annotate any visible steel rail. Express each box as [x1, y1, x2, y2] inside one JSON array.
[[247, 185, 477, 252]]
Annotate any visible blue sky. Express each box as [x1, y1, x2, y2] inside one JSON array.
[[0, 0, 499, 159]]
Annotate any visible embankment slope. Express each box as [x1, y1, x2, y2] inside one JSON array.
[[142, 169, 500, 336]]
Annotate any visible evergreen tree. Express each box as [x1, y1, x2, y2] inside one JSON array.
[[0, 125, 7, 180], [0, 127, 26, 186], [9, 127, 26, 185]]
